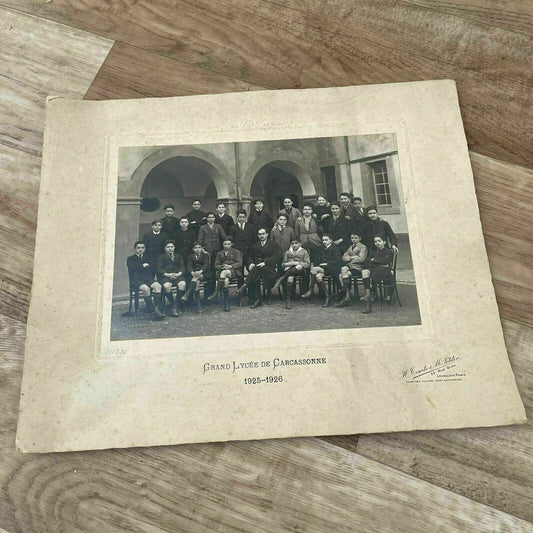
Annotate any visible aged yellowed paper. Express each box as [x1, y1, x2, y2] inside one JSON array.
[[16, 81, 526, 452]]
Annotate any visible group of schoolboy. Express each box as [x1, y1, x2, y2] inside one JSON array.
[[126, 193, 399, 320]]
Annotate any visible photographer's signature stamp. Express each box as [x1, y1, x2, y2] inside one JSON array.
[[400, 355, 465, 383]]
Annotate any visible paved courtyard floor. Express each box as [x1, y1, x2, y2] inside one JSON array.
[[110, 283, 421, 341]]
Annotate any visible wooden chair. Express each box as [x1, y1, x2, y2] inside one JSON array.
[[122, 266, 140, 317], [373, 249, 402, 310]]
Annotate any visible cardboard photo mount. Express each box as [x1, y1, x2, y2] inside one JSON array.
[[17, 81, 526, 453]]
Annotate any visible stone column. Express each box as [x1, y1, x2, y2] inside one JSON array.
[[338, 163, 352, 194], [113, 197, 141, 301], [240, 197, 252, 218]]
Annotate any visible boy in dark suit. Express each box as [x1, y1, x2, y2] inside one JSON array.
[[361, 206, 398, 252], [248, 198, 273, 230], [352, 196, 366, 234], [182, 242, 211, 313], [174, 216, 195, 261], [126, 241, 164, 319], [339, 192, 359, 230], [141, 219, 169, 269], [229, 209, 256, 265], [360, 235, 394, 314], [237, 227, 280, 308], [185, 199, 207, 238], [156, 240, 186, 316], [214, 202, 235, 235], [161, 204, 180, 234], [324, 201, 351, 254], [302, 234, 341, 307]]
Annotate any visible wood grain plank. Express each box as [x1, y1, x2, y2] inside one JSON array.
[[0, 7, 112, 98], [357, 318, 533, 522], [0, 312, 530, 533], [0, 75, 46, 157], [4, 0, 532, 168], [0, 7, 113, 156], [0, 145, 38, 322], [404, 0, 533, 37], [84, 42, 262, 100], [472, 152, 533, 326], [0, 7, 112, 320]]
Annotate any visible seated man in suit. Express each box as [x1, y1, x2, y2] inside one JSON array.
[[360, 235, 394, 314], [126, 241, 164, 319], [273, 238, 310, 309], [156, 240, 186, 317], [237, 227, 280, 308], [209, 236, 244, 311], [214, 202, 235, 236], [302, 233, 341, 308], [336, 232, 368, 307], [181, 242, 211, 313], [229, 209, 256, 266]]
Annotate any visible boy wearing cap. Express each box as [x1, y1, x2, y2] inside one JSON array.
[[248, 198, 273, 230]]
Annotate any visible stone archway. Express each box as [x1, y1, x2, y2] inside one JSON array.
[[124, 145, 234, 199], [242, 151, 319, 200]]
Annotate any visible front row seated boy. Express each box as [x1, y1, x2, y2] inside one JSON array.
[[335, 232, 368, 307], [273, 238, 310, 309], [360, 235, 394, 314], [126, 241, 165, 319], [181, 242, 211, 313], [156, 240, 186, 317], [209, 236, 244, 311], [301, 234, 341, 308]]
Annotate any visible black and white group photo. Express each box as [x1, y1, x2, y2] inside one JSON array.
[[110, 134, 421, 340]]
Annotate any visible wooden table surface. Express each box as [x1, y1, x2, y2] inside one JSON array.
[[1, 2, 532, 531]]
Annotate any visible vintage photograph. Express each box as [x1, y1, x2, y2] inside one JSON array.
[[110, 134, 421, 340]]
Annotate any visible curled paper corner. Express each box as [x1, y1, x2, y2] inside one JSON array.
[[46, 95, 64, 103]]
